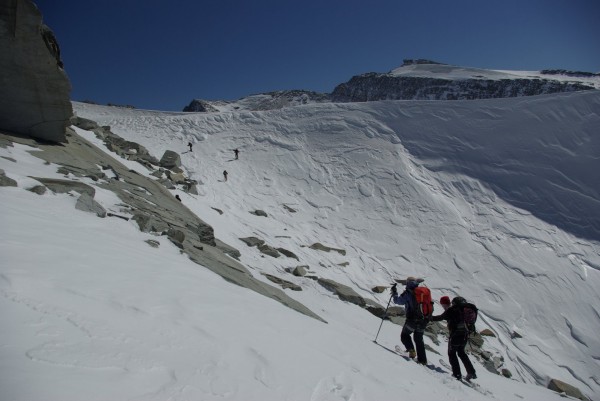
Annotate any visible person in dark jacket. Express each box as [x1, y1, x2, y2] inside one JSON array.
[[392, 276, 428, 364], [432, 296, 477, 381]]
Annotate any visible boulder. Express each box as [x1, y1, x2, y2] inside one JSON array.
[[317, 278, 366, 307], [548, 379, 586, 400], [258, 244, 280, 258], [167, 228, 185, 248], [239, 237, 265, 247], [277, 247, 299, 260], [27, 185, 46, 195], [145, 239, 160, 248], [292, 265, 308, 276], [0, 0, 72, 142], [75, 192, 107, 217], [309, 242, 346, 255], [0, 169, 17, 187], [250, 209, 268, 217], [159, 150, 181, 169], [480, 328, 496, 337], [371, 286, 388, 293]]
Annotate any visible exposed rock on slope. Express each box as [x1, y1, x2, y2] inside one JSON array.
[[0, 0, 72, 142], [0, 126, 325, 323], [331, 61, 596, 102]]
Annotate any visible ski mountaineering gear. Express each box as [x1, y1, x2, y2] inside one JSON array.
[[373, 283, 397, 343], [432, 297, 477, 380], [451, 296, 479, 334], [393, 277, 430, 364]]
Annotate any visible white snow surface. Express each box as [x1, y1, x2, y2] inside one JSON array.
[[2, 90, 600, 401]]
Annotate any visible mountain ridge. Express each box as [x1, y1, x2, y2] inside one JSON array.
[[183, 60, 599, 112]]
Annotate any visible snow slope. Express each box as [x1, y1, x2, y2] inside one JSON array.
[[2, 89, 599, 400]]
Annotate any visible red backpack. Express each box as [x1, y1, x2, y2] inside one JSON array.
[[413, 286, 434, 318]]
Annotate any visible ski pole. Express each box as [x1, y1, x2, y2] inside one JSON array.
[[373, 283, 396, 343]]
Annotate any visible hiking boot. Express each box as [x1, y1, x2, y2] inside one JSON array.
[[408, 350, 417, 359], [453, 374, 462, 380], [465, 372, 477, 381], [416, 359, 427, 365]]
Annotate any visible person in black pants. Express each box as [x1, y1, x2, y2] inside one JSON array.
[[432, 296, 477, 381], [392, 277, 428, 364]]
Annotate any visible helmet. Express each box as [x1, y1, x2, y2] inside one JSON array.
[[452, 296, 466, 306], [440, 296, 451, 305]]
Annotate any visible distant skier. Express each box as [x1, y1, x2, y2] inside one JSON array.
[[223, 170, 228, 182], [234, 148, 239, 160], [391, 277, 432, 365], [431, 296, 477, 381], [188, 142, 193, 152]]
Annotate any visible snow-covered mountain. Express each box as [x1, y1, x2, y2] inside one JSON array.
[[331, 59, 600, 102], [2, 87, 599, 400], [182, 60, 599, 112]]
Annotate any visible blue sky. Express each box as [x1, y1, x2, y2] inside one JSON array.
[[36, 0, 600, 111]]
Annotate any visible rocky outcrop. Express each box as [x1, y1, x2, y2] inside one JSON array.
[[0, 0, 72, 142], [331, 73, 595, 102], [0, 128, 326, 324], [0, 169, 17, 187], [183, 100, 220, 113], [183, 90, 332, 113]]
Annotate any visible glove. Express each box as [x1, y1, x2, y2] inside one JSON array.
[[391, 283, 398, 296]]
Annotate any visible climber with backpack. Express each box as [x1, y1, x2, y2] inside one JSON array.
[[391, 276, 433, 365], [432, 296, 478, 381]]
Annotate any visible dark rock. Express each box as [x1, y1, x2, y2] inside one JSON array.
[[262, 274, 302, 291], [480, 328, 496, 337], [277, 247, 299, 260], [0, 169, 17, 187], [372, 286, 388, 293], [331, 72, 595, 103], [547, 379, 586, 400], [250, 209, 268, 217], [72, 117, 99, 131], [317, 278, 366, 307], [292, 265, 308, 276], [501, 368, 512, 378], [27, 185, 46, 195], [283, 204, 297, 213], [211, 207, 224, 215], [258, 244, 280, 258], [167, 228, 185, 248], [159, 150, 181, 170], [75, 192, 107, 217], [132, 212, 169, 233], [511, 331, 522, 339], [309, 242, 346, 255], [183, 99, 220, 112], [145, 239, 160, 248], [0, 0, 72, 142], [239, 237, 265, 247]]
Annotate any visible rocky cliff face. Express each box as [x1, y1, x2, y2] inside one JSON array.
[[0, 0, 72, 143], [330, 72, 596, 102]]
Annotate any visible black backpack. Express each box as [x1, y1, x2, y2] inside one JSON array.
[[453, 297, 478, 333]]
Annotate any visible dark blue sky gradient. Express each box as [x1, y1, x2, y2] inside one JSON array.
[[35, 0, 600, 111]]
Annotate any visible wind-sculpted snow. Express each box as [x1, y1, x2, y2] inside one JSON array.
[[68, 93, 600, 399]]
